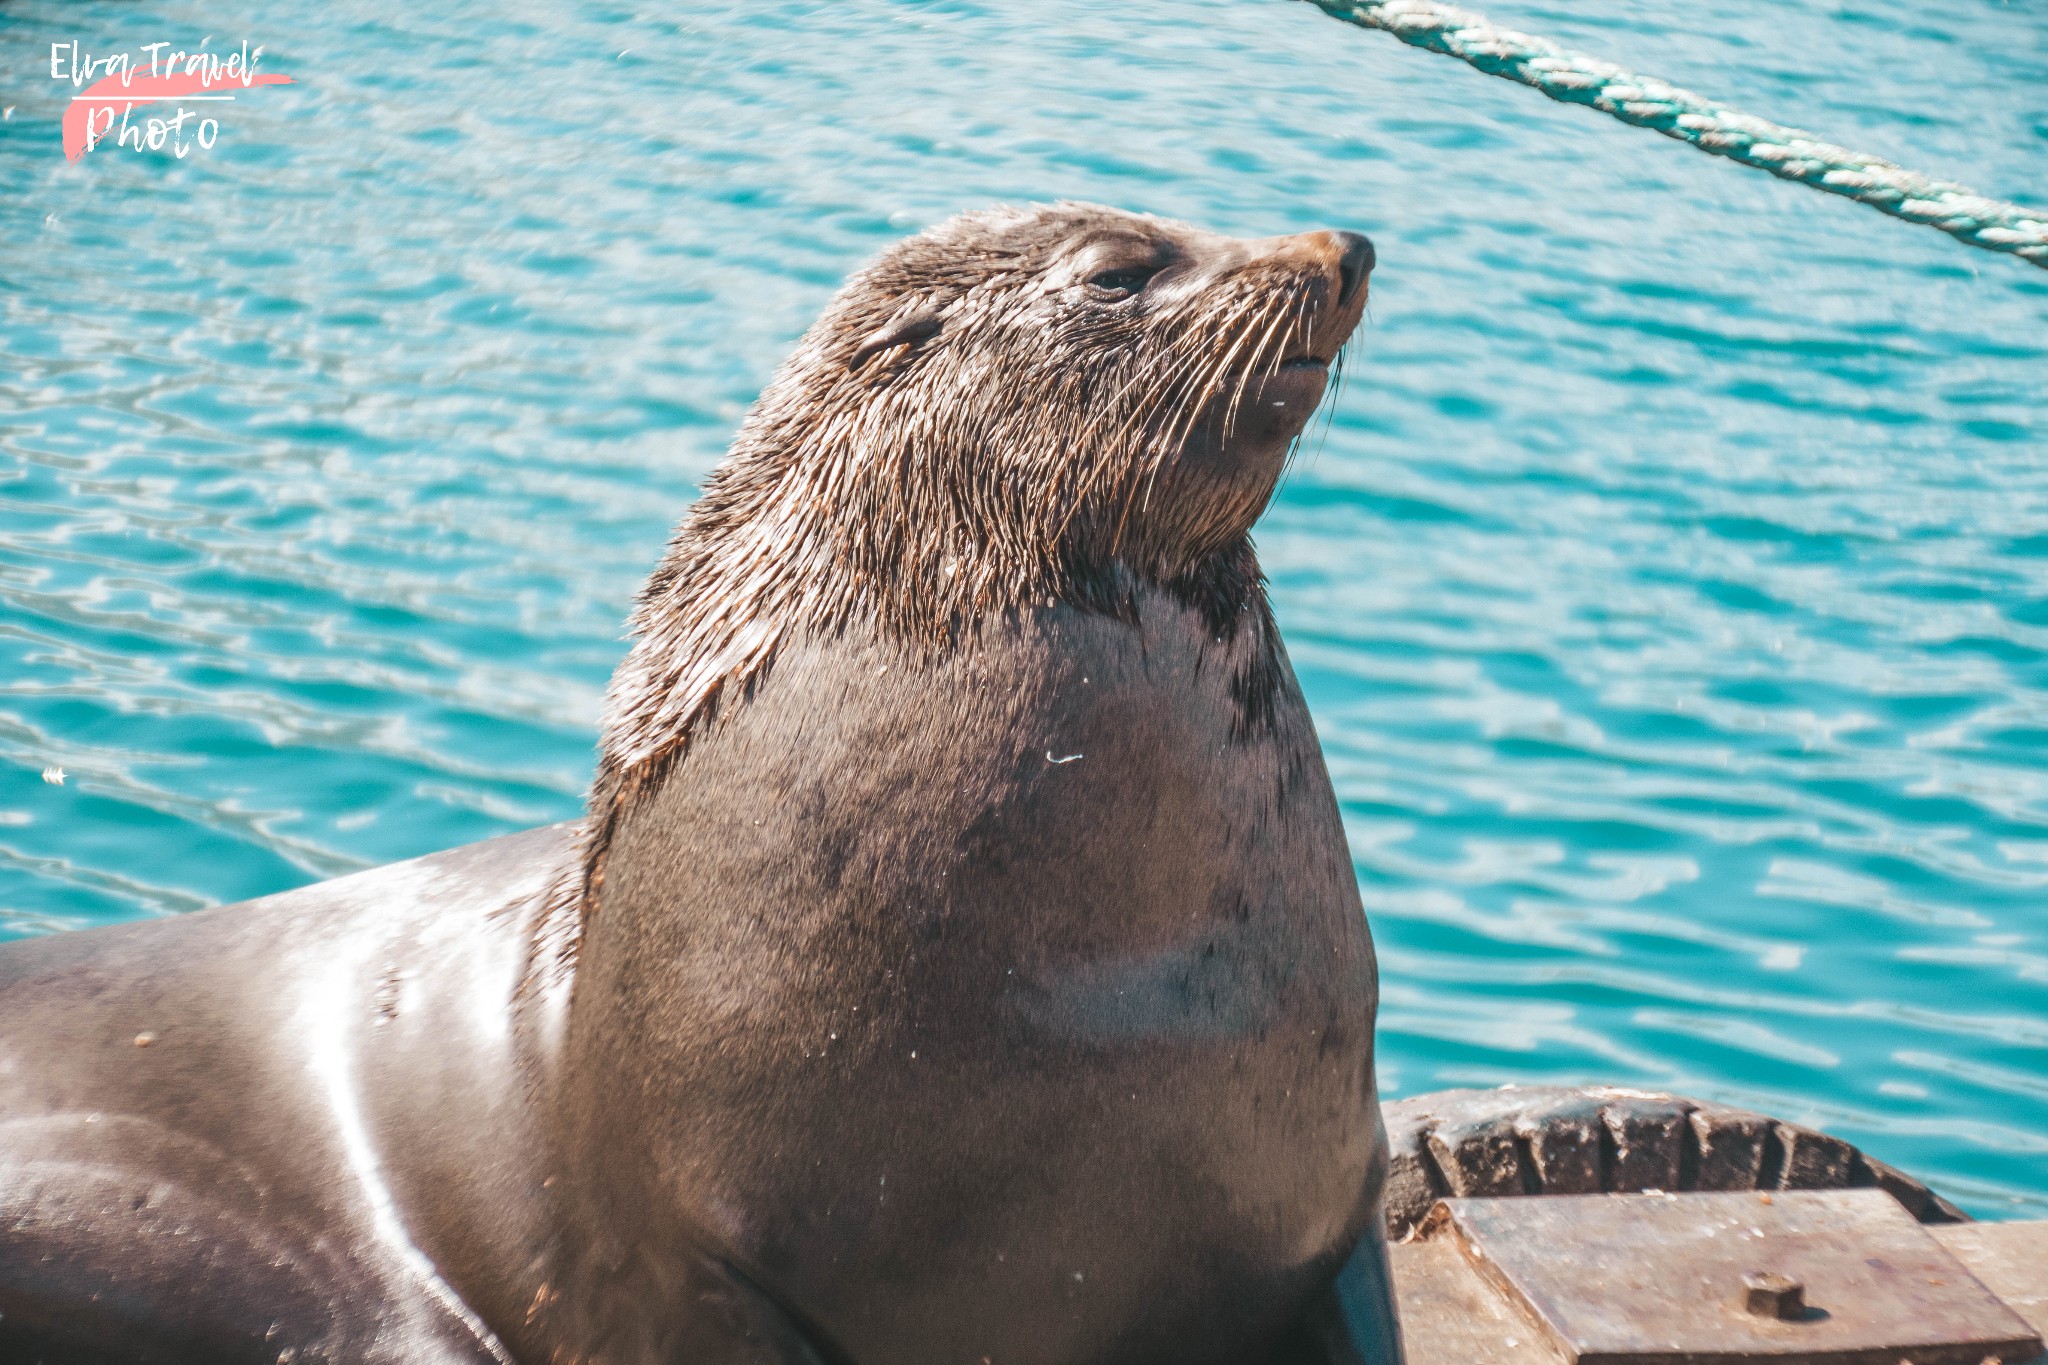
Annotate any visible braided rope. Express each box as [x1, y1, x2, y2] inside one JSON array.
[[1304, 0, 2048, 270]]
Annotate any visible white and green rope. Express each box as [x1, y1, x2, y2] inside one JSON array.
[[1304, 0, 2048, 270]]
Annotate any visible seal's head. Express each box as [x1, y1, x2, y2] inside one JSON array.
[[538, 203, 1373, 965], [745, 201, 1373, 589]]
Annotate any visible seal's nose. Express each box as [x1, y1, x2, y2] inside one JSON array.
[[1333, 231, 1375, 307]]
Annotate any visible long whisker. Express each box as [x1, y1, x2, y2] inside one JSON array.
[[1109, 331, 1215, 455], [1052, 331, 1217, 546], [1223, 288, 1302, 441], [1149, 341, 1234, 484], [1179, 291, 1278, 451], [1113, 337, 1238, 551], [1111, 311, 1259, 553]]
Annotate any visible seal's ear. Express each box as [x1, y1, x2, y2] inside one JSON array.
[[848, 309, 944, 373]]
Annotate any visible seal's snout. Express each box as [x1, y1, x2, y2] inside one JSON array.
[[1260, 228, 1374, 366], [1331, 230, 1375, 307]]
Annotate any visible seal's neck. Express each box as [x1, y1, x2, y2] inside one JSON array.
[[525, 512, 1273, 996]]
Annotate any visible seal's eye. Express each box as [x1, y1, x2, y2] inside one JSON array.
[[1085, 266, 1158, 300]]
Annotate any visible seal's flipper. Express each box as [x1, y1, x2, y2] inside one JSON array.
[[1270, 1229, 1407, 1365]]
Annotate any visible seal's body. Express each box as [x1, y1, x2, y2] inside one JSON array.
[[0, 204, 1399, 1365], [549, 594, 1385, 1365]]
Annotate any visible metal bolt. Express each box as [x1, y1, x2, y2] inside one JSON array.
[[1741, 1271, 1806, 1320]]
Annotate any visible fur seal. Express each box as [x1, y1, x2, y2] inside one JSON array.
[[0, 202, 1397, 1365]]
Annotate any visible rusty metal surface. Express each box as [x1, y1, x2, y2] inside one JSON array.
[[1391, 1214, 2048, 1365], [1426, 1189, 2044, 1365], [1935, 1221, 2048, 1346], [1388, 1233, 1568, 1365]]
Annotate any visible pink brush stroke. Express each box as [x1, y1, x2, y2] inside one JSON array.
[[64, 68, 295, 162]]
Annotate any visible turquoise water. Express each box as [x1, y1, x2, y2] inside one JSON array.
[[3, 1, 2044, 1215]]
